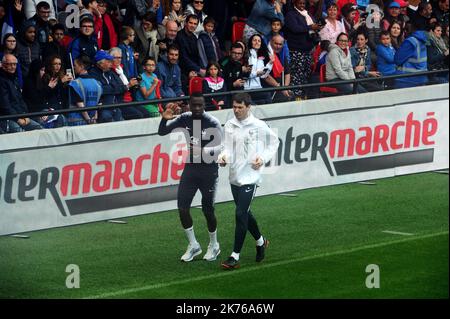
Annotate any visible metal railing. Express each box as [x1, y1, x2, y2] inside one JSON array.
[[0, 69, 448, 122]]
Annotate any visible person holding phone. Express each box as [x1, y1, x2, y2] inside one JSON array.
[[243, 34, 274, 105], [40, 55, 73, 127], [221, 43, 251, 107]]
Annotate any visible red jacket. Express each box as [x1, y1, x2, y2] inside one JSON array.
[[95, 13, 118, 50]]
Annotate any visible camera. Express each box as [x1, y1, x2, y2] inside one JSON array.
[[317, 17, 326, 27]]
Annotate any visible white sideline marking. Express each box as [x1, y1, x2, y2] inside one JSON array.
[[382, 230, 414, 236], [84, 231, 448, 299], [278, 193, 298, 197], [357, 181, 377, 185], [107, 220, 127, 224], [10, 234, 30, 239]]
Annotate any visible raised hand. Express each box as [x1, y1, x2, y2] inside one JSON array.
[[14, 0, 22, 12], [162, 103, 180, 120], [48, 78, 58, 88]]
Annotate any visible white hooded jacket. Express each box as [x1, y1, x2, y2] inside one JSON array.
[[219, 113, 279, 186]]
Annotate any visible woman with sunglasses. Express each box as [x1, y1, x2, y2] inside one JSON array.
[[184, 0, 208, 36]]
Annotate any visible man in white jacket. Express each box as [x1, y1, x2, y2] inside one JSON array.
[[218, 92, 279, 270]]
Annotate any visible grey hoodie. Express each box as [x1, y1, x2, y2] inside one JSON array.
[[325, 43, 355, 81]]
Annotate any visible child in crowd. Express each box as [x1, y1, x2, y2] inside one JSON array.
[[202, 62, 227, 110], [136, 57, 161, 117], [376, 31, 397, 89], [265, 18, 290, 65], [376, 31, 397, 76], [198, 17, 223, 69]]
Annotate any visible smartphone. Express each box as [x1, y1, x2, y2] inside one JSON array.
[[66, 69, 73, 77]]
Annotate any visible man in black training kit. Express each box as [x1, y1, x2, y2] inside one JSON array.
[[158, 93, 223, 262], [218, 93, 279, 269]]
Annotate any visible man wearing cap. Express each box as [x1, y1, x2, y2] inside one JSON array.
[[382, 2, 406, 31], [395, 0, 410, 24], [88, 50, 137, 122]]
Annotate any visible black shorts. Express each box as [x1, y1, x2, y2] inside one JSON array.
[[177, 164, 219, 211]]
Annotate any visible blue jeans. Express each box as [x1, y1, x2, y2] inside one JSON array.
[[328, 79, 367, 95], [98, 108, 123, 123]]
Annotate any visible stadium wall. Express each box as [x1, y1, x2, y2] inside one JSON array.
[[0, 84, 448, 235]]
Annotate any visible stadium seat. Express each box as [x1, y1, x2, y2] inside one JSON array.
[[60, 35, 73, 50], [232, 20, 246, 43], [189, 76, 203, 95], [319, 64, 339, 95], [155, 81, 164, 114], [311, 45, 322, 74]]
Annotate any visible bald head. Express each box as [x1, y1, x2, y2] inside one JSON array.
[[166, 20, 178, 40], [270, 35, 285, 53]]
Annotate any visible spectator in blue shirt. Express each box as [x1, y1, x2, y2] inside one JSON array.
[[136, 57, 161, 117], [243, 0, 285, 43], [155, 44, 184, 98]]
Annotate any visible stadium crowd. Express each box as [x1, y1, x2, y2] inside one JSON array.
[[0, 0, 448, 133]]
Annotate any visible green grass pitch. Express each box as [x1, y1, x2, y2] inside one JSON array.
[[0, 172, 448, 299]]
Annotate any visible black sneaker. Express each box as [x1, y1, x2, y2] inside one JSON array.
[[221, 256, 240, 270], [256, 238, 269, 262]]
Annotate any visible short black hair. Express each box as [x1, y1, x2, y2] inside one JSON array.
[[204, 16, 216, 26], [232, 93, 252, 106], [191, 92, 204, 98], [186, 14, 199, 24], [82, 0, 97, 7], [75, 55, 92, 69], [167, 44, 180, 53], [36, 1, 50, 11], [142, 57, 156, 66], [271, 17, 282, 24], [379, 30, 390, 38], [231, 42, 244, 51], [80, 15, 94, 26], [336, 32, 349, 42], [51, 23, 65, 33]]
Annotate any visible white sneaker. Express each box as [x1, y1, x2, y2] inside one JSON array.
[[181, 243, 202, 262], [203, 243, 221, 261]]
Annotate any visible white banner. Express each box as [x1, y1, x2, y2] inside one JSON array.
[[0, 85, 448, 235]]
